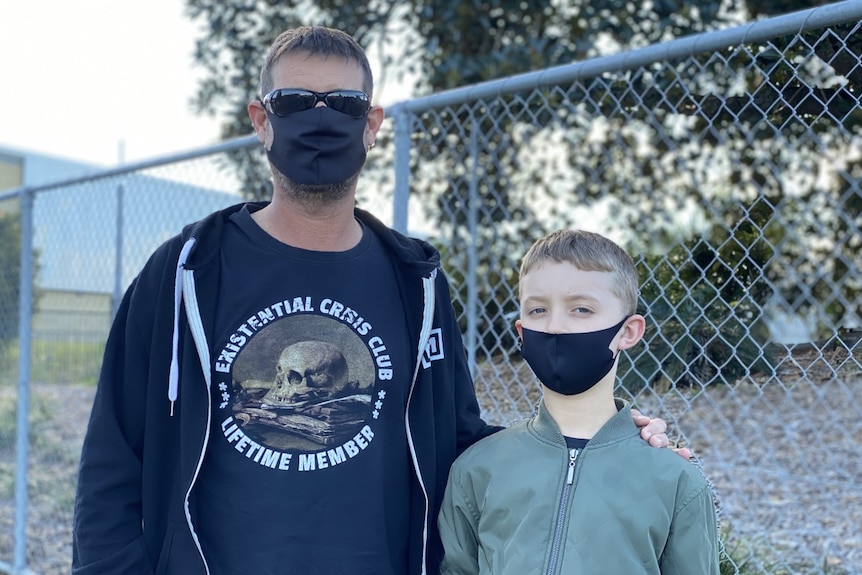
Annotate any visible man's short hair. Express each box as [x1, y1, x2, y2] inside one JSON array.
[[260, 26, 374, 98]]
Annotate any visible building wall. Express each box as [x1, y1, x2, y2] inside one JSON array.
[[0, 153, 23, 191]]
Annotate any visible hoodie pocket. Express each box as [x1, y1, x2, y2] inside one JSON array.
[[154, 521, 208, 575]]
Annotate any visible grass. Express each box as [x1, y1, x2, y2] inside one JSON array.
[[0, 383, 84, 575], [0, 391, 52, 499], [719, 526, 855, 575], [0, 339, 103, 387]]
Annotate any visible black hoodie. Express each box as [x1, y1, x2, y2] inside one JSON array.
[[72, 203, 499, 574]]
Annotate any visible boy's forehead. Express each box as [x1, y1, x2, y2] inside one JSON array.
[[520, 261, 617, 298]]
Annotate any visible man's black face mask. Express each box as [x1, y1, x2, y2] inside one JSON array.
[[265, 106, 367, 186]]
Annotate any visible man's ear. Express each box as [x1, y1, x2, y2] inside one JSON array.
[[248, 100, 269, 144], [514, 319, 523, 340], [364, 105, 386, 146], [616, 314, 646, 351]]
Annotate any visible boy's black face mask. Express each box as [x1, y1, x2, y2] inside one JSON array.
[[265, 106, 367, 186], [519, 317, 628, 396]]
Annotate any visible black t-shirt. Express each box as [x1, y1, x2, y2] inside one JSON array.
[[564, 436, 589, 450], [195, 206, 412, 575]]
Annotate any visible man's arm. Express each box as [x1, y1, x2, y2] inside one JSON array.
[[435, 271, 502, 454], [72, 283, 153, 574]]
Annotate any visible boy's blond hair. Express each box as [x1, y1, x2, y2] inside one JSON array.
[[519, 229, 640, 315]]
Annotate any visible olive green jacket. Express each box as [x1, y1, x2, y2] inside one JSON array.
[[438, 399, 719, 575]]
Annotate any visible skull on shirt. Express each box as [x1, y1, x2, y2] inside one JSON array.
[[261, 340, 349, 408]]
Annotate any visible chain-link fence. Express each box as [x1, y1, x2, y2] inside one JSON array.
[[2, 2, 862, 573]]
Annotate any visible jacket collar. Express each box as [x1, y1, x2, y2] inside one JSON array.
[[532, 398, 639, 446]]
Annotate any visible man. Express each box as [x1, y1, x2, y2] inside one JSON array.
[[72, 26, 672, 575]]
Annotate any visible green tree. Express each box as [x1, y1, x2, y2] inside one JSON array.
[[185, 0, 741, 346], [185, 0, 738, 201], [0, 213, 22, 352], [0, 211, 42, 361], [185, 0, 860, 383]]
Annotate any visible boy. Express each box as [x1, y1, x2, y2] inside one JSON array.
[[437, 229, 719, 574]]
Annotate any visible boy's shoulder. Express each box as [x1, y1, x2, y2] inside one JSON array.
[[612, 433, 713, 493], [451, 418, 537, 469]]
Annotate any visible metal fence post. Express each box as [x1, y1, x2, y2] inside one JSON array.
[[14, 186, 34, 574], [392, 108, 411, 234], [466, 117, 480, 377], [112, 183, 125, 319]]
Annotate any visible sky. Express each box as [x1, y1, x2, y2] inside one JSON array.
[[0, 0, 224, 167]]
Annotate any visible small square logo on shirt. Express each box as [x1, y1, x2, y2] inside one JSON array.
[[422, 328, 445, 368]]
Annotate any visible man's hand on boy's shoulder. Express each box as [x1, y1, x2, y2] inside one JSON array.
[[631, 409, 693, 461]]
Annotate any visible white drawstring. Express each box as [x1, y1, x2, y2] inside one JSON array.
[[169, 238, 196, 415]]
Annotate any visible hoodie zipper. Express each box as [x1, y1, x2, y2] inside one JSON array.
[[404, 270, 437, 575], [547, 448, 579, 575], [177, 253, 213, 575]]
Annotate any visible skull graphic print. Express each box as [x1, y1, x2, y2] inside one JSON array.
[[215, 309, 382, 454]]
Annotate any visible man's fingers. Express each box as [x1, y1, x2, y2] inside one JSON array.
[[673, 446, 693, 461], [643, 417, 668, 437], [632, 408, 652, 430], [648, 433, 668, 448], [632, 409, 693, 460]]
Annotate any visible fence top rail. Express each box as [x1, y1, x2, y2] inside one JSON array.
[[0, 134, 258, 201], [386, 0, 862, 116]]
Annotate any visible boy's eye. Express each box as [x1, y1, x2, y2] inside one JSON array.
[[573, 307, 592, 315], [528, 307, 547, 315]]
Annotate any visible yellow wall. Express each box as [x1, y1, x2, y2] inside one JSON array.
[[0, 156, 23, 191]]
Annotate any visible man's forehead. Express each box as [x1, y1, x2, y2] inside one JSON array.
[[272, 53, 363, 83]]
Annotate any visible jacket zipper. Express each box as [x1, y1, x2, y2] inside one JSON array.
[[547, 448, 579, 575]]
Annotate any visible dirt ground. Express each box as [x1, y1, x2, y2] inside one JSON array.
[[1, 340, 860, 575], [0, 383, 93, 575]]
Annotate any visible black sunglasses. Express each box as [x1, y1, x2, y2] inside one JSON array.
[[262, 88, 371, 119]]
